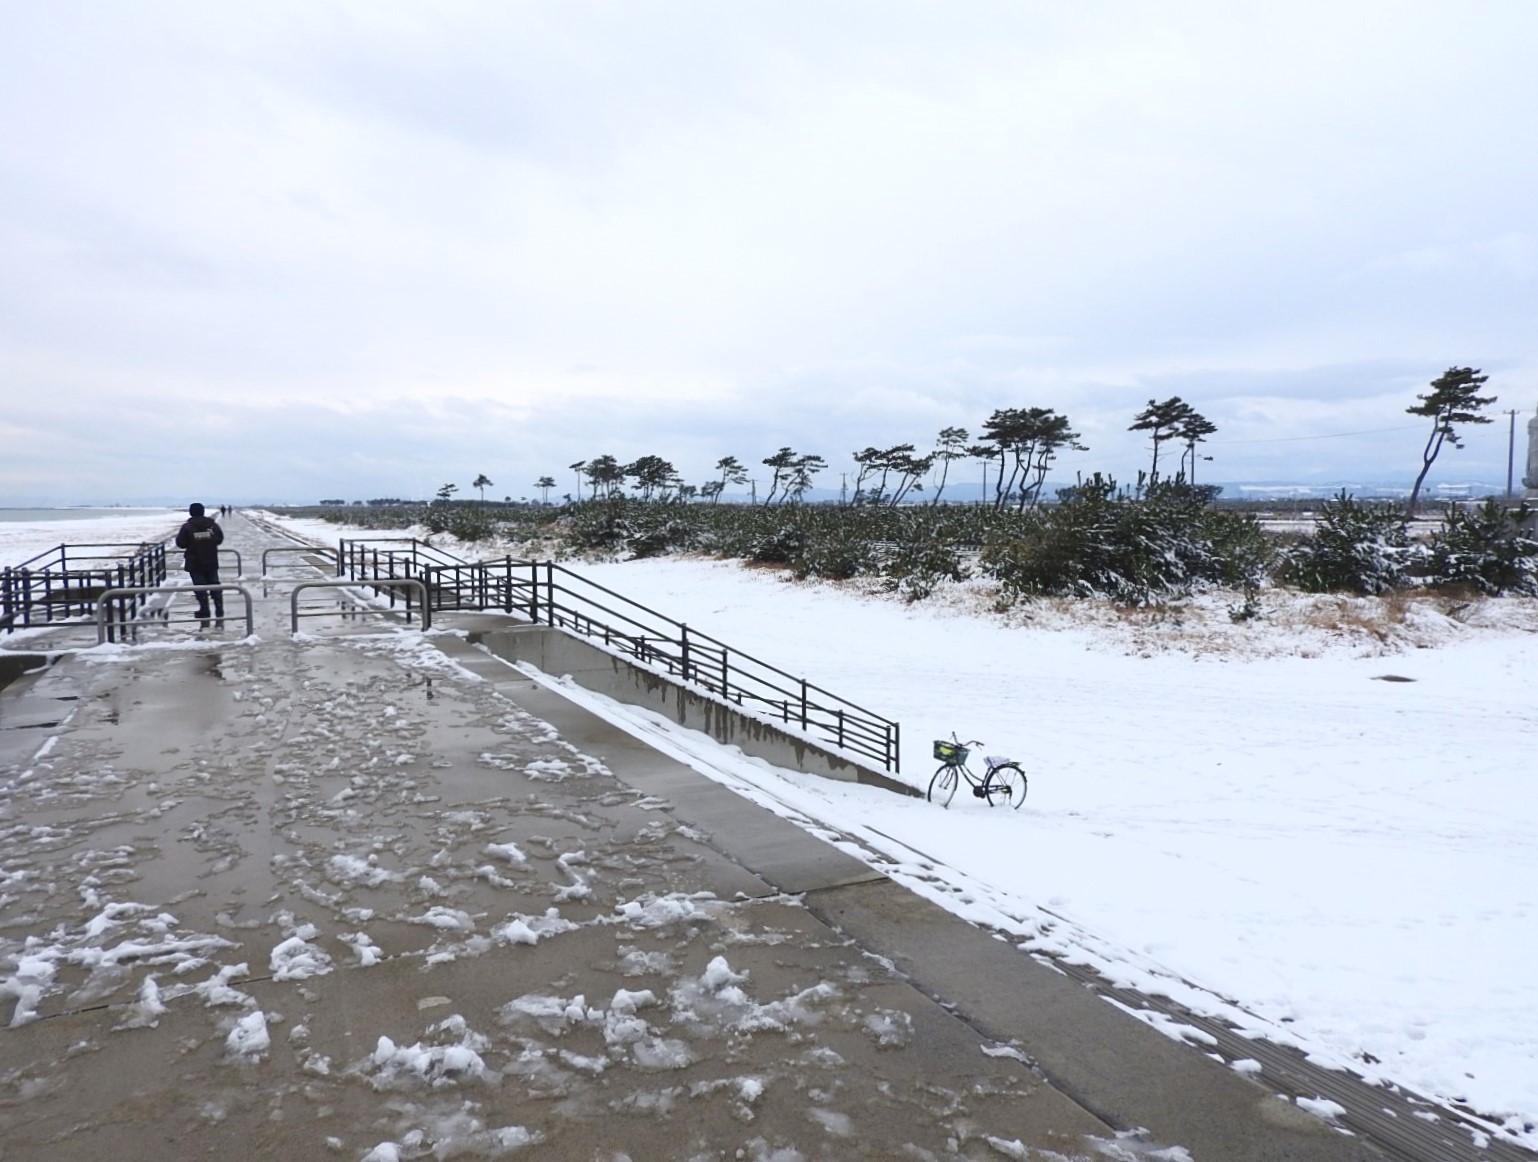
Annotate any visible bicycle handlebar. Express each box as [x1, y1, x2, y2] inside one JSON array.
[[945, 733, 985, 746]]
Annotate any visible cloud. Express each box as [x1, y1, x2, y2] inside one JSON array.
[[1, 0, 1535, 502]]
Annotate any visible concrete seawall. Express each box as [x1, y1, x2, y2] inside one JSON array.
[[470, 623, 917, 798]]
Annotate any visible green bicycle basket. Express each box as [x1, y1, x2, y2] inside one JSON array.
[[933, 739, 969, 764]]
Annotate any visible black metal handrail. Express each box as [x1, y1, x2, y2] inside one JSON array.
[[337, 537, 467, 577], [2, 542, 168, 636], [335, 542, 900, 772], [11, 541, 163, 572]]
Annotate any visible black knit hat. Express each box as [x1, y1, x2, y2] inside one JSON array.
[[189, 503, 205, 516]]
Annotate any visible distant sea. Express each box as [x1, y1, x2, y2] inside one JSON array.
[[0, 507, 180, 524]]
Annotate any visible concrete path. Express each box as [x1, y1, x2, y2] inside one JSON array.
[[0, 513, 1441, 1160]]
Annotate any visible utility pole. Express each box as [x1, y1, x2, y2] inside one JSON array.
[[1506, 409, 1520, 497]]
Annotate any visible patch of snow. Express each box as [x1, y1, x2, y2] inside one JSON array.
[[270, 935, 333, 981], [1297, 1095, 1348, 1120], [225, 1011, 270, 1060]]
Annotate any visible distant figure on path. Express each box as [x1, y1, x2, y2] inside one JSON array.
[[176, 502, 224, 623]]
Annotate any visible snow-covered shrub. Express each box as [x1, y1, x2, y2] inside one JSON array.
[[1227, 589, 1263, 622], [882, 532, 966, 602], [749, 524, 808, 565], [626, 517, 703, 559], [420, 503, 497, 542], [448, 507, 497, 543], [1281, 492, 1416, 595], [981, 476, 1268, 605], [564, 502, 633, 552], [1425, 500, 1538, 596], [794, 523, 879, 580]]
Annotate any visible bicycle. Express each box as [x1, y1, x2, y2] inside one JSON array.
[[928, 735, 1028, 809]]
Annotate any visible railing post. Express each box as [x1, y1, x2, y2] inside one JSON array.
[[109, 565, 122, 641], [680, 624, 690, 683], [800, 679, 809, 730]]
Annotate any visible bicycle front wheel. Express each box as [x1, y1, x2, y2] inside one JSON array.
[[927, 765, 959, 807], [984, 763, 1028, 809]]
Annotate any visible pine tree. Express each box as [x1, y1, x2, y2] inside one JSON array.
[[1406, 367, 1496, 513], [929, 426, 970, 504], [712, 456, 748, 503], [1129, 397, 1196, 485], [980, 407, 1085, 510]]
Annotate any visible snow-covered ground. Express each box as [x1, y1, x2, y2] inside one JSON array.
[[10, 509, 1538, 1146], [0, 511, 181, 569]]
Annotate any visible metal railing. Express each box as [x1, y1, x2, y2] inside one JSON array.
[[335, 542, 899, 772], [262, 545, 337, 575], [97, 585, 255, 643], [335, 537, 472, 618], [290, 579, 430, 632], [337, 537, 467, 578], [2, 542, 168, 634]]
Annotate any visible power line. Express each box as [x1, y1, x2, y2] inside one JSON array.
[[1213, 423, 1424, 446]]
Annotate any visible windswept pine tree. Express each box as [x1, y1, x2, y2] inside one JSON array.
[[1128, 397, 1192, 485], [929, 426, 969, 504], [1406, 366, 1496, 513], [850, 444, 933, 505], [710, 455, 748, 503], [624, 455, 678, 500], [980, 407, 1085, 510], [584, 454, 624, 499]]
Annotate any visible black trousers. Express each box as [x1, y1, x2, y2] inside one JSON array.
[[187, 568, 224, 617]]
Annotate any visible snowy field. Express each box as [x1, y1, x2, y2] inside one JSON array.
[[0, 510, 181, 569], [10, 509, 1538, 1147]]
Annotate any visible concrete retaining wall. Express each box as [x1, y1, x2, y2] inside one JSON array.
[[471, 625, 917, 798], [0, 652, 51, 694]]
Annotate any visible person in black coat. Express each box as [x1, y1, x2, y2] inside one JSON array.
[[175, 502, 225, 621]]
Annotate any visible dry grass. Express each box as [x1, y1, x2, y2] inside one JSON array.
[[868, 577, 1538, 660]]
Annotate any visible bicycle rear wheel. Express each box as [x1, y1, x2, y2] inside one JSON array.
[[984, 763, 1027, 809], [927, 764, 959, 807]]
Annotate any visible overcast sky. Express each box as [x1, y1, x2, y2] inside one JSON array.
[[3, 0, 1536, 505]]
